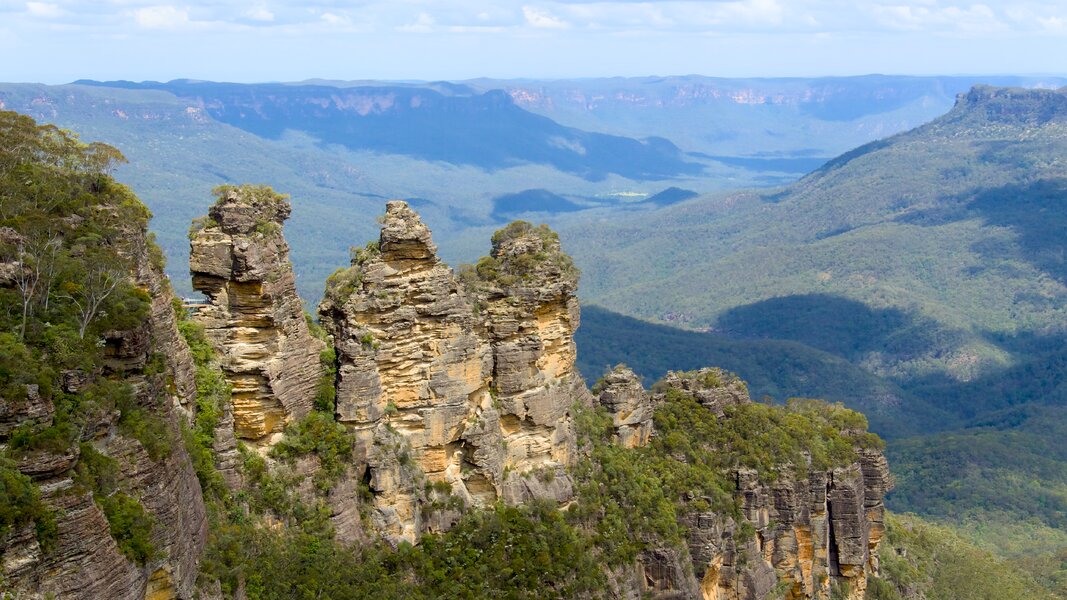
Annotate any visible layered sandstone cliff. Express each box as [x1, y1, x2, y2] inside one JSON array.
[[1, 211, 207, 600], [188, 186, 324, 443], [595, 365, 654, 449], [317, 202, 587, 543], [469, 220, 589, 503]]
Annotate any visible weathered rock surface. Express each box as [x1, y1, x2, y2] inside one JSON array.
[[471, 220, 591, 498], [1, 214, 207, 599], [660, 367, 749, 416], [635, 369, 893, 600], [318, 203, 589, 543], [318, 201, 494, 542], [189, 186, 324, 442], [0, 385, 54, 439], [596, 366, 654, 448]]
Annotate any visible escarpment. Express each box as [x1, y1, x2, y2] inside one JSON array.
[[188, 186, 324, 443], [317, 202, 588, 542], [2, 253, 208, 600], [0, 113, 207, 600]]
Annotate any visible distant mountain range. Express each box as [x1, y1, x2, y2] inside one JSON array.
[[77, 79, 701, 181], [3, 75, 1064, 302]]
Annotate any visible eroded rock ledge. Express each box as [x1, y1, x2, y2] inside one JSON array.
[[189, 186, 324, 443]]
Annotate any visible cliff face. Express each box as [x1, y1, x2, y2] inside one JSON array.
[[1, 212, 207, 600], [604, 369, 891, 600], [689, 450, 890, 600], [188, 186, 324, 443], [318, 202, 587, 543], [472, 220, 589, 504]]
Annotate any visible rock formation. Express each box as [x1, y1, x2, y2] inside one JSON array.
[[188, 186, 324, 443], [637, 369, 893, 600], [318, 202, 588, 543], [470, 220, 589, 504], [660, 367, 750, 416], [0, 206, 207, 599], [595, 365, 654, 448]]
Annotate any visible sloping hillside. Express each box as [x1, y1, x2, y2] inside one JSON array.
[[564, 87, 1067, 591], [569, 85, 1067, 417]]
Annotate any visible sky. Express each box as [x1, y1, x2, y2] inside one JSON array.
[[1, 0, 1066, 83]]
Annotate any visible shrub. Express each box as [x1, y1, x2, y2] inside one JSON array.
[[270, 412, 355, 491], [350, 241, 380, 266], [75, 443, 156, 564], [0, 458, 57, 551], [324, 267, 361, 303], [99, 491, 156, 564]]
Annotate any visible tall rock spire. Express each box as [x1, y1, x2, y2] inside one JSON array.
[[188, 185, 323, 442]]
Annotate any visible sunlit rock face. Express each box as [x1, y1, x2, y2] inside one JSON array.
[[595, 365, 654, 449], [318, 202, 589, 544], [189, 186, 323, 444]]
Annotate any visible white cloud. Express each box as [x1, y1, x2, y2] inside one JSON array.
[[319, 11, 349, 26], [398, 11, 435, 33], [720, 0, 784, 25], [1037, 15, 1065, 31], [245, 6, 274, 22], [523, 5, 568, 29], [870, 3, 1005, 34], [25, 2, 64, 18], [134, 4, 189, 29]]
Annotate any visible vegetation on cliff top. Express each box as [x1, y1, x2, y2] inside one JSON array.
[[572, 375, 882, 566], [0, 110, 173, 558], [458, 220, 579, 293], [191, 356, 888, 599]]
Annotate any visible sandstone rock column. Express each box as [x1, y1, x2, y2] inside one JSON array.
[[595, 365, 653, 448], [189, 185, 323, 443], [319, 201, 496, 542], [466, 221, 591, 504]]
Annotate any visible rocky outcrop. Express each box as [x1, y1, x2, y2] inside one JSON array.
[[472, 220, 589, 494], [684, 462, 891, 600], [189, 186, 324, 443], [950, 84, 1067, 126], [638, 369, 893, 600], [318, 203, 588, 543], [660, 367, 749, 416], [317, 201, 494, 542], [596, 366, 654, 448], [1, 210, 207, 599]]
